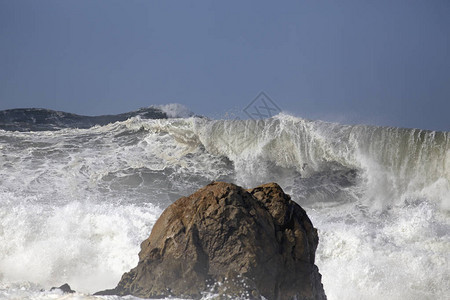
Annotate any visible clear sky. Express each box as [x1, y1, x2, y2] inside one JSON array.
[[0, 0, 449, 131]]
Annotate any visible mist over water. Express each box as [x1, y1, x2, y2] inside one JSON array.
[[0, 111, 448, 299]]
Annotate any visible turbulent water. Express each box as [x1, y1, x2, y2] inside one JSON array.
[[0, 106, 448, 299]]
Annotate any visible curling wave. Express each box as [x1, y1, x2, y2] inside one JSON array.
[[0, 111, 448, 299]]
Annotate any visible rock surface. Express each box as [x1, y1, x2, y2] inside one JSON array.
[[96, 182, 326, 299], [50, 283, 75, 293]]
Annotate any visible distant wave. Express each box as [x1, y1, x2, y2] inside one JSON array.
[[0, 104, 195, 132]]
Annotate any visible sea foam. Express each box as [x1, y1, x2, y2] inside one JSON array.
[[0, 113, 448, 299]]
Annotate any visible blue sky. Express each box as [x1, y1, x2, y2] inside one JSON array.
[[0, 0, 449, 131]]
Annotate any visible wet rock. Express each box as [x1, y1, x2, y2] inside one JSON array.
[[95, 182, 326, 300], [50, 283, 75, 293]]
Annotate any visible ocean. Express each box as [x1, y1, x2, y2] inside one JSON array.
[[0, 105, 448, 299]]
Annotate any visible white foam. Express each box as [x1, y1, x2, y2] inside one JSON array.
[[0, 196, 161, 293], [156, 103, 194, 118], [0, 114, 448, 299], [311, 200, 450, 300]]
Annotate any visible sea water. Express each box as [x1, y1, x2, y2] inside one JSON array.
[[0, 110, 448, 299]]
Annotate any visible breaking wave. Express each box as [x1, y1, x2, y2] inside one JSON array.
[[0, 110, 448, 299]]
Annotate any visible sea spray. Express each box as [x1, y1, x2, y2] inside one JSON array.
[[0, 113, 448, 299]]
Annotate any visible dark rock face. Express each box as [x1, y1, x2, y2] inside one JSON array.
[[96, 182, 326, 300], [50, 283, 75, 293]]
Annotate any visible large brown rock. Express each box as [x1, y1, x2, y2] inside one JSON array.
[[96, 182, 326, 299]]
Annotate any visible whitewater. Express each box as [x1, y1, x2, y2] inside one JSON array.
[[0, 109, 448, 299]]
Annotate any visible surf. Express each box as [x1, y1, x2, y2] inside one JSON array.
[[0, 109, 448, 299]]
